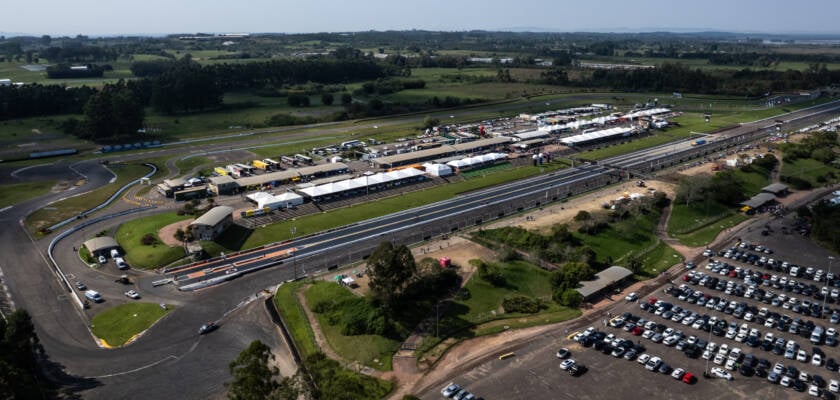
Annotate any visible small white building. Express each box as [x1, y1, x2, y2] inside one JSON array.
[[422, 163, 453, 177], [0, 79, 11, 86]]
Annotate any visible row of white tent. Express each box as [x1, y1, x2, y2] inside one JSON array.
[[445, 152, 507, 169], [560, 126, 636, 146], [298, 168, 426, 198], [538, 107, 672, 133]]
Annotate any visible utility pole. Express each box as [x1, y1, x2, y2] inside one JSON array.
[[290, 227, 297, 280]]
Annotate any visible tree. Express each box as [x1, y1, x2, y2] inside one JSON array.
[[340, 93, 352, 106], [227, 340, 282, 400], [174, 228, 186, 243], [366, 241, 417, 308], [558, 289, 583, 307], [321, 92, 334, 106], [0, 310, 49, 400], [81, 80, 144, 143], [422, 115, 439, 130]]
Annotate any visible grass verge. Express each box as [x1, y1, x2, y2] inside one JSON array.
[[91, 302, 173, 346], [274, 282, 318, 358], [303, 281, 399, 371], [114, 212, 191, 269], [0, 181, 56, 208], [25, 163, 153, 236], [672, 213, 749, 247]]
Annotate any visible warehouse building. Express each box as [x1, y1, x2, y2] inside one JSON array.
[[189, 206, 234, 241], [371, 137, 512, 169]]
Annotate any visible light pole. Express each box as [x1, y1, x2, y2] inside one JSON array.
[[825, 256, 835, 317], [290, 227, 297, 280]]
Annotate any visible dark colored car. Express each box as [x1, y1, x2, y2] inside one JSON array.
[[569, 364, 588, 376], [198, 322, 218, 335]]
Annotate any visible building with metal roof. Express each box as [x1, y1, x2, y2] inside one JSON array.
[[207, 175, 238, 195], [190, 206, 234, 241], [83, 237, 119, 256], [740, 192, 777, 209], [576, 266, 634, 300], [371, 137, 512, 169], [761, 183, 789, 196]]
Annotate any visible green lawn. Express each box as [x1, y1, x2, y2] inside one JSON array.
[[0, 181, 56, 208], [672, 213, 750, 247], [576, 213, 659, 263], [668, 201, 735, 235], [304, 282, 399, 371], [730, 167, 772, 196], [114, 212, 191, 269], [91, 302, 173, 346], [782, 158, 840, 187], [242, 161, 568, 248], [274, 282, 318, 357], [25, 163, 154, 235], [174, 156, 211, 175]]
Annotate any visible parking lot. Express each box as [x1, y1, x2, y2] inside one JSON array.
[[425, 229, 840, 400]]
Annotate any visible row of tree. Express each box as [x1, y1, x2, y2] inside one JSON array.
[[0, 310, 52, 399]]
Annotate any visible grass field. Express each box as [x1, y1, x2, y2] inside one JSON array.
[[303, 281, 399, 371], [667, 201, 733, 235], [781, 158, 840, 187], [576, 212, 660, 265], [672, 213, 749, 247], [25, 163, 153, 235], [274, 282, 318, 357], [114, 212, 190, 269], [0, 180, 56, 208], [91, 302, 173, 346], [242, 160, 568, 248]]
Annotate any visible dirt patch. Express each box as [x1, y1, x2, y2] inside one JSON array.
[[158, 219, 194, 247]]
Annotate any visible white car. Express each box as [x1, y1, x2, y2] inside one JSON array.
[[809, 385, 821, 397], [812, 354, 823, 366], [671, 368, 685, 380], [98, 255, 107, 264], [645, 357, 662, 371], [797, 350, 808, 362], [711, 367, 733, 380], [124, 290, 140, 299], [560, 359, 576, 370], [441, 383, 461, 398], [637, 353, 651, 365], [830, 379, 839, 393], [725, 358, 737, 371], [713, 353, 726, 365], [625, 292, 638, 302]]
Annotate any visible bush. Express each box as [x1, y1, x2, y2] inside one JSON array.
[[501, 247, 521, 262], [141, 233, 158, 246], [557, 289, 583, 307], [477, 262, 506, 287], [781, 175, 813, 190], [574, 210, 591, 221], [502, 296, 546, 314]]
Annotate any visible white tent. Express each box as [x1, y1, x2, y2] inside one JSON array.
[[422, 163, 453, 177], [299, 168, 425, 198], [246, 191, 304, 210]]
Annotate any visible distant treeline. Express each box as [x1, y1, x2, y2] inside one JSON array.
[[0, 84, 95, 120], [46, 64, 108, 78], [40, 45, 118, 62], [582, 62, 840, 95]]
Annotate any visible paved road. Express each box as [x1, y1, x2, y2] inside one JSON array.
[[2, 99, 839, 399]]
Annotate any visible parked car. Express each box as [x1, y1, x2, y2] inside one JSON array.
[[124, 290, 140, 299], [560, 359, 576, 370], [625, 292, 639, 302], [441, 383, 461, 398], [75, 281, 87, 291], [556, 348, 571, 359], [711, 367, 734, 380], [98, 255, 107, 264]]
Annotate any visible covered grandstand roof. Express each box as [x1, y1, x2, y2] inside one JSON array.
[[299, 168, 425, 198], [372, 137, 512, 168], [513, 130, 550, 141], [560, 126, 635, 146], [234, 163, 350, 187]]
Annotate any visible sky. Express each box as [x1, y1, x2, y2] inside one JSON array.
[[4, 0, 840, 36]]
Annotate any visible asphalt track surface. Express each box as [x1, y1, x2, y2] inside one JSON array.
[[1, 98, 839, 399]]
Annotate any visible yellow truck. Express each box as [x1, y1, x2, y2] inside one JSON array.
[[213, 167, 228, 176]]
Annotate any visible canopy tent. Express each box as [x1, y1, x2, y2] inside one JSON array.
[[299, 168, 425, 198]]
